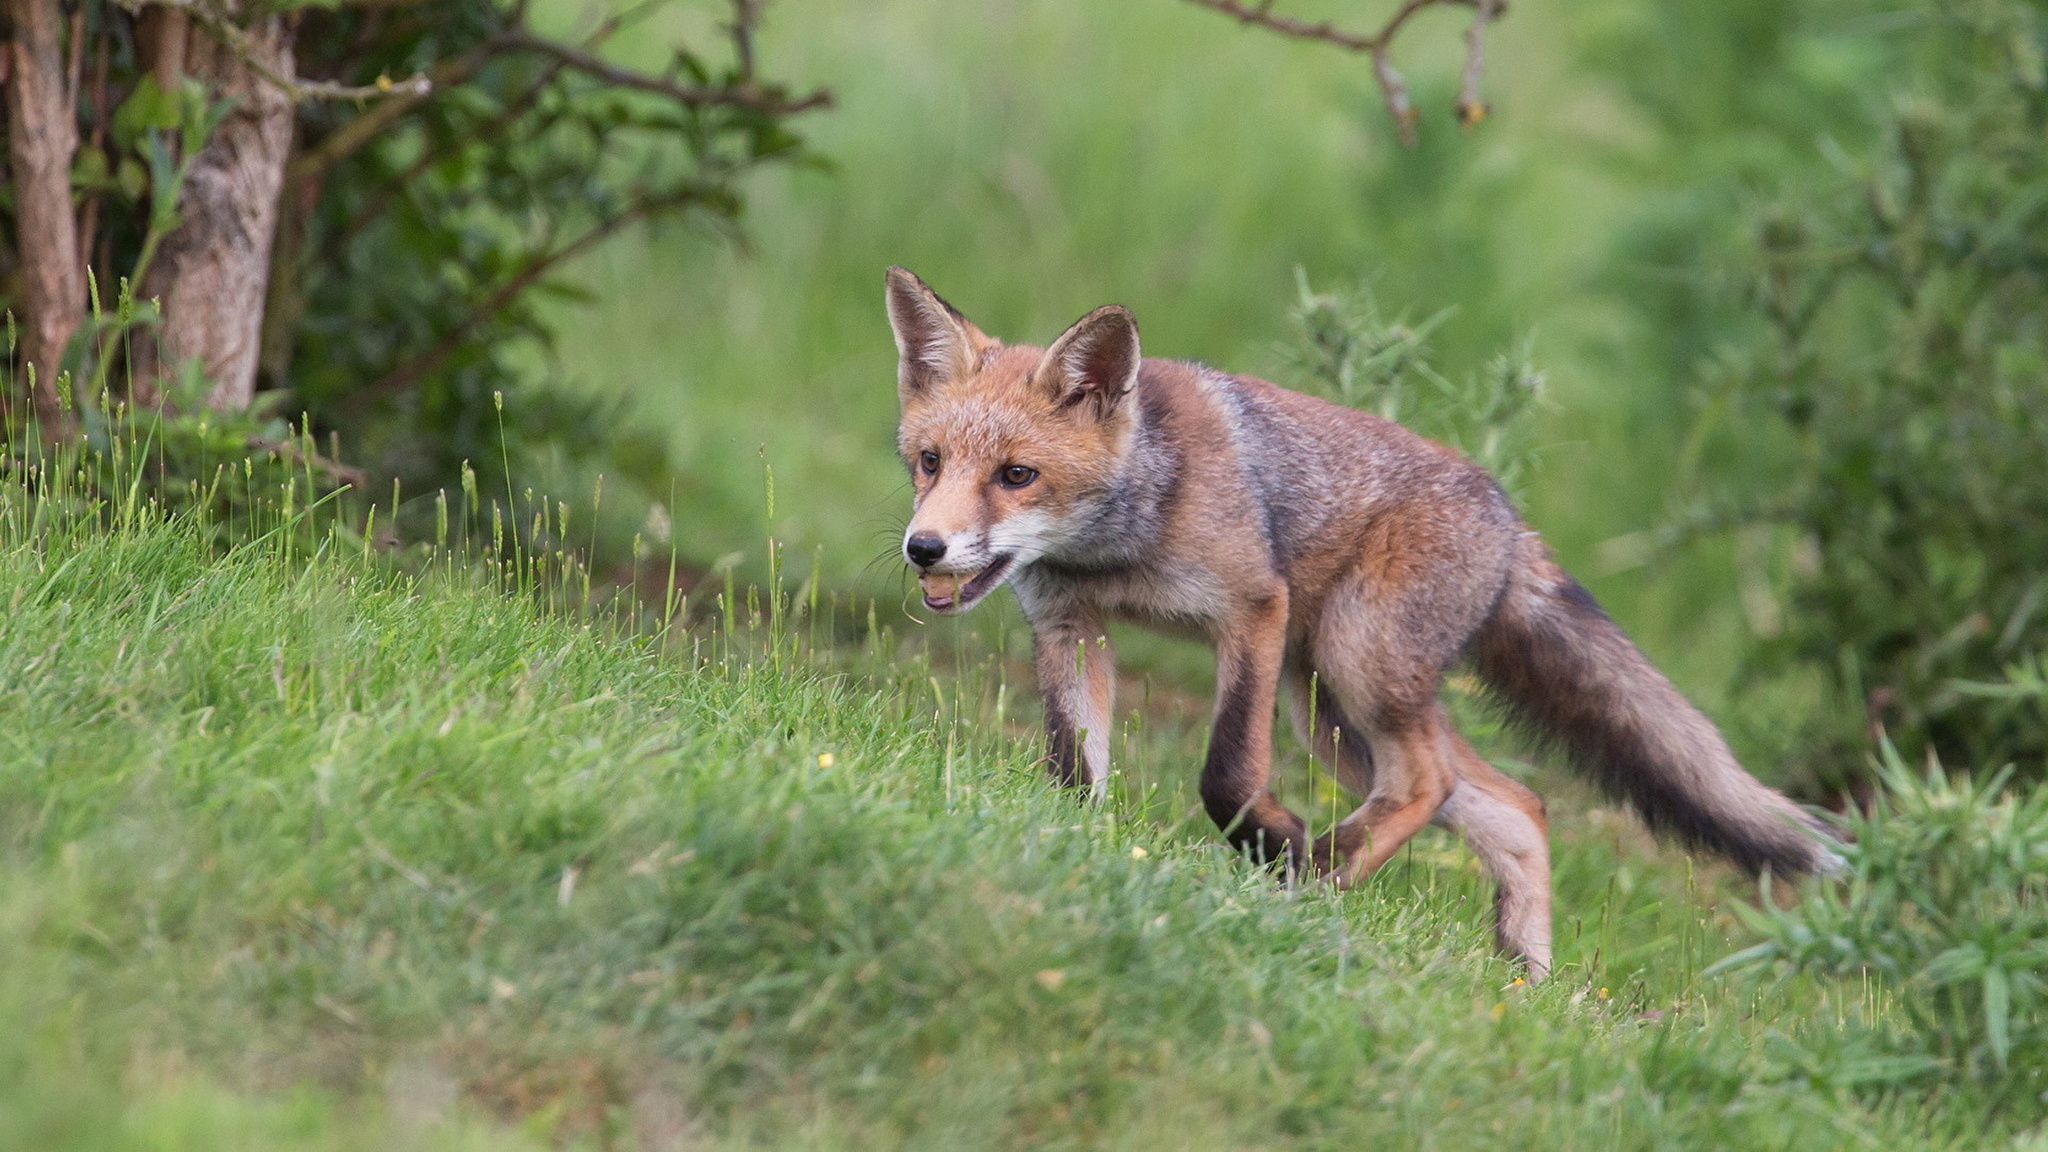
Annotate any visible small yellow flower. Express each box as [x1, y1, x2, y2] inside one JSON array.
[[1511, 977, 1525, 987], [1129, 845, 1149, 860], [816, 752, 835, 769], [1489, 1002, 1507, 1020], [1597, 987, 1611, 1000]]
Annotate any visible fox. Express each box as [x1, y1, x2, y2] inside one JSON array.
[[883, 266, 1839, 978]]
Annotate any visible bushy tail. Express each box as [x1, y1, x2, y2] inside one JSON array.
[[1475, 545, 1840, 877]]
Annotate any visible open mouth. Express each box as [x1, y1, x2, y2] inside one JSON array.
[[919, 554, 1015, 614]]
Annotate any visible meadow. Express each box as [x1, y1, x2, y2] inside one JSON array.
[[0, 488, 2016, 1149]]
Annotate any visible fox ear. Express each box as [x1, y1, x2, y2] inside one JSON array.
[[886, 267, 993, 401], [1036, 304, 1140, 420]]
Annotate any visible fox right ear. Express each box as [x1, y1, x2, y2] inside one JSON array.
[[885, 267, 992, 402]]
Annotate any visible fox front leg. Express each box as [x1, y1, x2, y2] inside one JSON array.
[[1201, 592, 1310, 869], [1033, 615, 1116, 799]]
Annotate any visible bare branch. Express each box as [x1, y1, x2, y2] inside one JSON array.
[[287, 73, 434, 102], [1186, 0, 1377, 51], [285, 47, 489, 184], [249, 435, 368, 489], [730, 0, 760, 82], [143, 0, 433, 103], [1186, 0, 1506, 145], [1371, 46, 1416, 147], [489, 29, 833, 114], [1458, 0, 1503, 127]]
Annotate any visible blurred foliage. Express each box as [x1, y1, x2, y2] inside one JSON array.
[[1716, 741, 2048, 1105], [1673, 0, 2048, 791], [285, 0, 819, 517]]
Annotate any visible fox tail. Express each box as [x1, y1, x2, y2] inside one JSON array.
[[1474, 545, 1842, 877]]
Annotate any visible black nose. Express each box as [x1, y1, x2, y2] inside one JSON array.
[[905, 533, 947, 568]]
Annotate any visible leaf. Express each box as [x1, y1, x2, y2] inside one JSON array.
[[1984, 966, 2012, 1068], [111, 76, 183, 151], [115, 158, 148, 203]]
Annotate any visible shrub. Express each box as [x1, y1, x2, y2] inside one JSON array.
[[1714, 741, 2048, 1100], [1674, 0, 2048, 791]]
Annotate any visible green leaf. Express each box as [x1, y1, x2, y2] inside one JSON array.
[[1983, 966, 2011, 1068], [115, 158, 148, 202], [112, 76, 184, 151]]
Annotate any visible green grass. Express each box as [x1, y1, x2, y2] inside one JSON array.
[[0, 492, 2012, 1148]]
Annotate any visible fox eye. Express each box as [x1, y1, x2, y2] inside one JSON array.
[[919, 451, 940, 476], [998, 465, 1038, 489]]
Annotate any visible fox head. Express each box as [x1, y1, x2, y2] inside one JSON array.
[[886, 267, 1141, 615]]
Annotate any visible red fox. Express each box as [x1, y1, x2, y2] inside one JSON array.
[[885, 267, 1838, 978]]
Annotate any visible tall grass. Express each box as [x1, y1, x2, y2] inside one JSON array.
[[0, 434, 2018, 1148]]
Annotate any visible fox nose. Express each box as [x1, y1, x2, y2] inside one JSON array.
[[905, 532, 947, 568]]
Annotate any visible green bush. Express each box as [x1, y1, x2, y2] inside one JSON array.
[[1675, 0, 2048, 790], [1714, 742, 2048, 1101]]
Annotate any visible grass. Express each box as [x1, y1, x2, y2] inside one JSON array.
[[0, 477, 2017, 1148]]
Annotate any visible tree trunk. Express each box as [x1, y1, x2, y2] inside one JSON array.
[[143, 13, 297, 412], [5, 0, 84, 435]]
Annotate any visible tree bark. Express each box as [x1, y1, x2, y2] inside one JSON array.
[[143, 12, 297, 411], [6, 0, 84, 435]]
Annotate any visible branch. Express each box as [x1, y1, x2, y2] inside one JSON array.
[[343, 185, 729, 410], [282, 1, 829, 185], [1457, 0, 1502, 126], [143, 0, 434, 103], [286, 47, 490, 184], [326, 58, 568, 249], [488, 30, 833, 114], [249, 435, 368, 489], [729, 0, 761, 82], [1186, 0, 1505, 145]]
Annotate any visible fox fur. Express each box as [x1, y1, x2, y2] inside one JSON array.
[[884, 267, 1839, 977]]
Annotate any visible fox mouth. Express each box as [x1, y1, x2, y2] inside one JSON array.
[[919, 554, 1015, 614]]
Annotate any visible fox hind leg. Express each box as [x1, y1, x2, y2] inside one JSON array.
[[1435, 740, 1553, 979], [1291, 668, 1553, 978], [1308, 700, 1455, 884]]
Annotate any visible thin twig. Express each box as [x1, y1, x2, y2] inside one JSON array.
[[1457, 0, 1502, 127], [285, 46, 487, 183], [488, 30, 832, 113], [730, 0, 759, 81], [287, 73, 434, 101], [248, 435, 368, 488], [1371, 45, 1416, 146], [146, 0, 433, 102], [1186, 0, 1504, 145], [1187, 0, 1378, 50]]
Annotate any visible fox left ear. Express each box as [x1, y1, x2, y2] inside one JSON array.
[[1036, 305, 1140, 420]]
